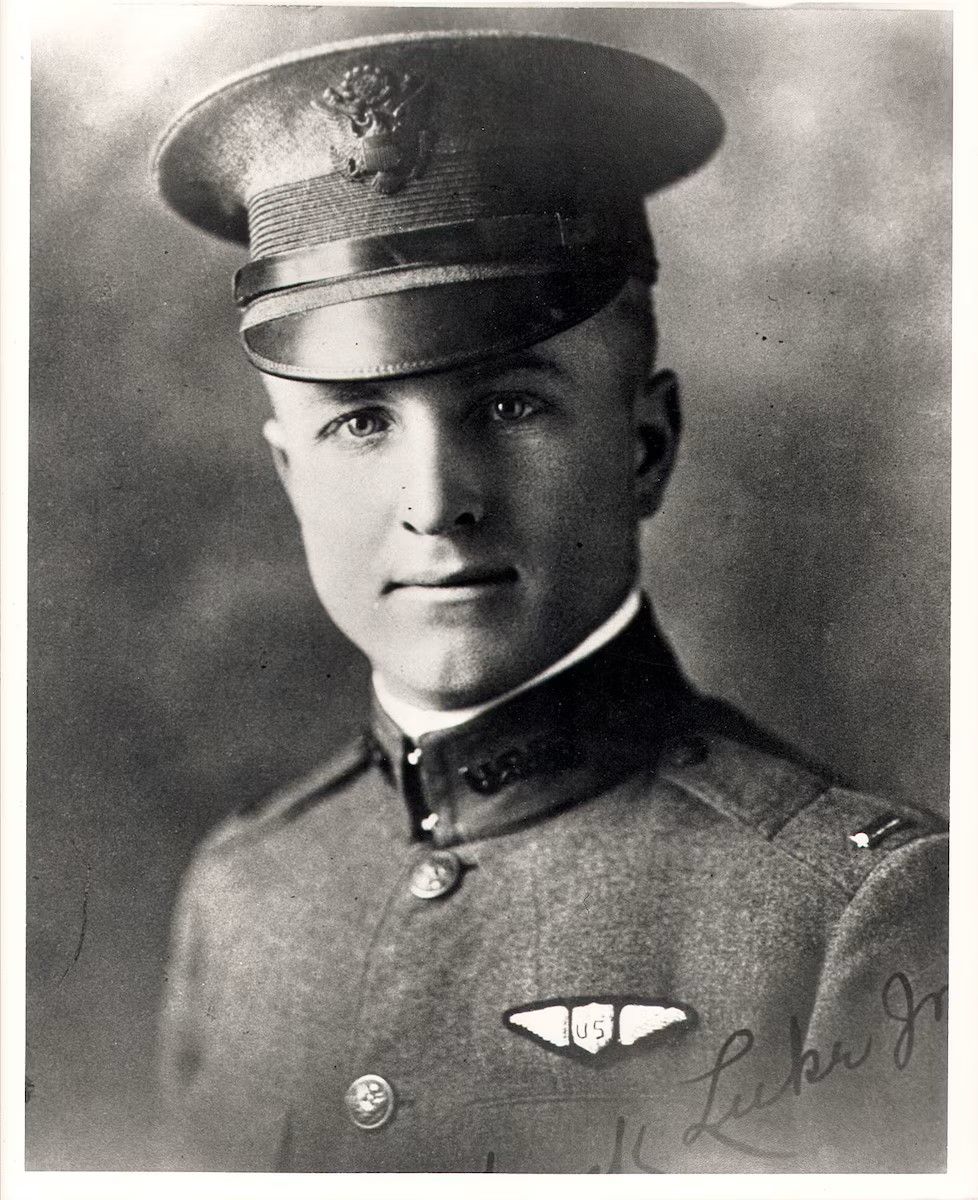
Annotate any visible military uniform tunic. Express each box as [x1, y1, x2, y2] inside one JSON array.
[[157, 607, 947, 1172]]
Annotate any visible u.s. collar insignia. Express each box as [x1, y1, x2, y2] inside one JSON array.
[[504, 996, 696, 1064], [316, 63, 434, 195]]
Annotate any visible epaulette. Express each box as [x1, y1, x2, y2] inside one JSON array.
[[659, 728, 947, 900], [203, 732, 373, 851]]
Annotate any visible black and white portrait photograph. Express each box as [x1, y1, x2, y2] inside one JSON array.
[[7, 1, 974, 1194]]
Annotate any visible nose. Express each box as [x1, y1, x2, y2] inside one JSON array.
[[397, 419, 486, 536]]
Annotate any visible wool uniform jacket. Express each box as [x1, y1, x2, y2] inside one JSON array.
[[156, 607, 948, 1173]]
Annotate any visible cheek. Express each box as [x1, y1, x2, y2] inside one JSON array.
[[532, 427, 634, 523], [287, 459, 391, 589], [564, 433, 638, 563], [291, 455, 387, 527]]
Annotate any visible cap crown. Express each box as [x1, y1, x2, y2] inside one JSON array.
[[154, 32, 723, 380]]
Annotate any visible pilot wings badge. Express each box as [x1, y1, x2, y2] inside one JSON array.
[[316, 63, 434, 195], [504, 996, 696, 1064]]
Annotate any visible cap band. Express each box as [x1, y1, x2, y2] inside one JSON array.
[[238, 259, 574, 329], [234, 212, 655, 307]]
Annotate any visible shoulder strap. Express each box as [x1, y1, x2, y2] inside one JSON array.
[[659, 726, 946, 898], [771, 784, 947, 898], [657, 729, 828, 838]]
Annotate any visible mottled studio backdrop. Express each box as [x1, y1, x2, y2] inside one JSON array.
[[28, 4, 950, 1170]]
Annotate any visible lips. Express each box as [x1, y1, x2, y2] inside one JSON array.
[[384, 565, 518, 592]]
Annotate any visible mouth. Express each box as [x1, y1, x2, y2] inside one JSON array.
[[384, 566, 519, 594]]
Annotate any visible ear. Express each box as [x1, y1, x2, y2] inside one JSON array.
[[262, 417, 294, 501], [633, 369, 681, 520]]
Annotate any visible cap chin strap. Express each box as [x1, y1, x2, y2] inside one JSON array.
[[234, 212, 657, 308]]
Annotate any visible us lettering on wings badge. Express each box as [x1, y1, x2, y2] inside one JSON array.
[[504, 996, 697, 1065]]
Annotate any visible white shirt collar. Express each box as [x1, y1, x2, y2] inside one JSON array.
[[372, 587, 643, 741]]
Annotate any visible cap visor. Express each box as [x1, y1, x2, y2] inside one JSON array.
[[240, 270, 629, 381]]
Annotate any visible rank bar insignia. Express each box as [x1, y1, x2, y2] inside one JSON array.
[[504, 996, 697, 1064]]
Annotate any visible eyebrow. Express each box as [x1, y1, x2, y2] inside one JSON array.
[[296, 379, 383, 410]]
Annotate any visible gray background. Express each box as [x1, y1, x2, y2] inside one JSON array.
[[28, 4, 950, 1170]]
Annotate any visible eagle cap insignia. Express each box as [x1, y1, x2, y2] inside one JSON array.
[[504, 996, 696, 1065], [316, 63, 434, 195]]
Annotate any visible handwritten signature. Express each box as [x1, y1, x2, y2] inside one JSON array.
[[883, 970, 947, 1071], [481, 969, 946, 1170], [681, 969, 947, 1158]]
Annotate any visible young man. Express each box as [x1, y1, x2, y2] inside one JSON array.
[[154, 31, 947, 1173]]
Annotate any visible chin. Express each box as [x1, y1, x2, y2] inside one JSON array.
[[383, 635, 528, 711], [398, 665, 521, 712]]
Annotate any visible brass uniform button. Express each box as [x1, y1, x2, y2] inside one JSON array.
[[344, 1074, 396, 1130], [409, 850, 462, 900]]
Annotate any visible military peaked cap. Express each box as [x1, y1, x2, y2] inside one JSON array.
[[154, 31, 723, 380]]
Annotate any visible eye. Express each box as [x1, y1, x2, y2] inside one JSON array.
[[343, 411, 388, 438], [488, 393, 538, 423], [317, 409, 390, 442]]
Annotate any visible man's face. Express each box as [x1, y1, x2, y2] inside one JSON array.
[[261, 293, 674, 709]]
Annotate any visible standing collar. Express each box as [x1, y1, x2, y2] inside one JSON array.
[[368, 599, 698, 846], [372, 587, 643, 739]]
